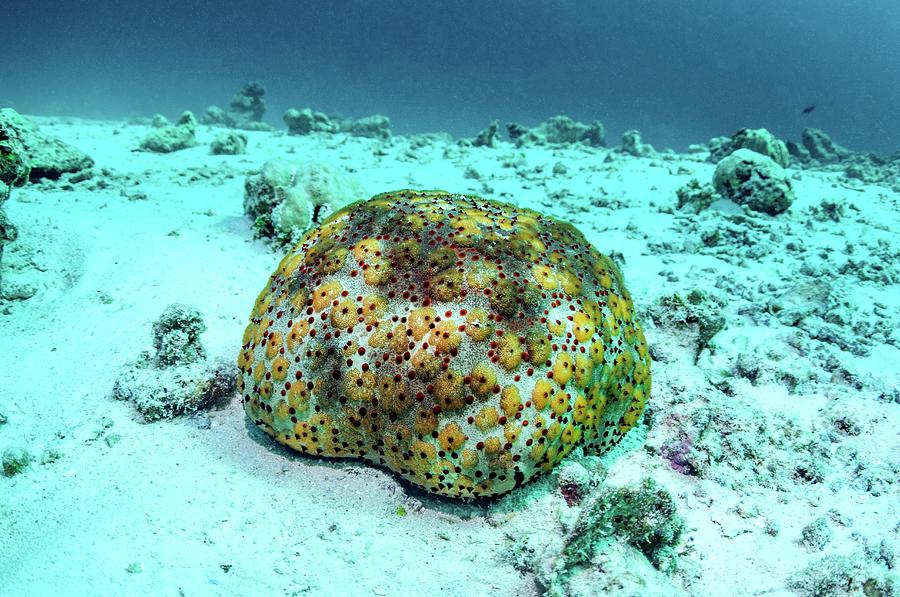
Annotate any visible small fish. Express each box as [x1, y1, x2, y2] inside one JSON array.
[[801, 105, 816, 115]]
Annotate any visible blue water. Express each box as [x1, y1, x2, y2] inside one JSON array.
[[2, 0, 898, 153]]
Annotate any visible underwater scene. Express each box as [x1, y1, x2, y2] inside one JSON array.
[[1, 1, 899, 596]]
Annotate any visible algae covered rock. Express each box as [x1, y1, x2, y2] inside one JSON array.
[[138, 111, 198, 153], [0, 108, 94, 181], [2, 447, 32, 477], [283, 108, 339, 135], [151, 303, 207, 366], [283, 108, 392, 139], [0, 109, 86, 293], [675, 179, 717, 212], [709, 128, 790, 167], [243, 159, 363, 245], [801, 127, 851, 163], [210, 131, 248, 155], [0, 118, 31, 190], [226, 81, 267, 123], [0, 208, 15, 246], [201, 106, 229, 126], [713, 148, 795, 215], [112, 304, 236, 421], [507, 115, 605, 147], [786, 553, 896, 597], [0, 114, 28, 286], [649, 290, 726, 358], [843, 153, 900, 191], [343, 114, 391, 139], [237, 189, 651, 498], [562, 478, 684, 571]]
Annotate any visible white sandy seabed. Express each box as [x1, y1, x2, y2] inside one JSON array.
[[1, 117, 898, 597]]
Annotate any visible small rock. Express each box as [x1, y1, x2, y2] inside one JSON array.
[[188, 411, 212, 430], [2, 283, 37, 301], [210, 131, 248, 155], [2, 447, 32, 476], [40, 447, 64, 464], [800, 517, 834, 551]]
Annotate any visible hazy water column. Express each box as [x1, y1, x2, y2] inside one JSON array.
[[0, 0, 897, 153]]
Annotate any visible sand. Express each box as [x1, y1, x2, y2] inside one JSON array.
[[1, 117, 897, 596]]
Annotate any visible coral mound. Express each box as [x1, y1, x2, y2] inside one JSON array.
[[238, 190, 651, 498]]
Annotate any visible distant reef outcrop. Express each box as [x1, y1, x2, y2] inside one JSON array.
[[787, 128, 900, 192], [708, 128, 790, 168], [704, 126, 898, 193], [505, 115, 605, 148], [453, 115, 606, 148], [202, 81, 274, 132], [283, 108, 392, 139]]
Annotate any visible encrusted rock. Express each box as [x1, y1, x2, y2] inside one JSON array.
[[0, 108, 94, 180], [210, 131, 248, 155], [112, 304, 236, 421], [713, 149, 795, 215], [243, 160, 363, 246], [138, 111, 198, 153], [801, 128, 851, 163], [507, 116, 604, 147]]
